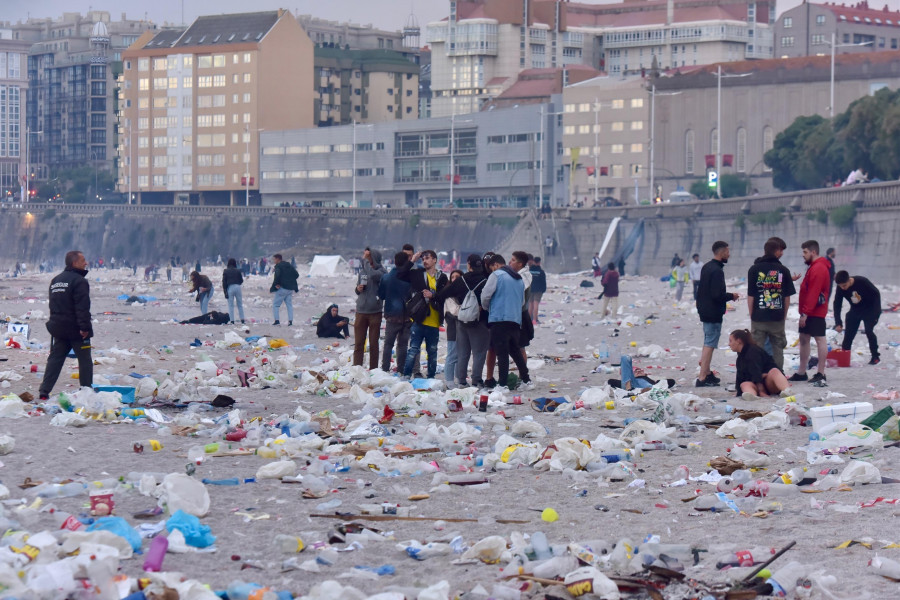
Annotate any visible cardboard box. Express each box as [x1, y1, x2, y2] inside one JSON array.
[[810, 402, 874, 434]]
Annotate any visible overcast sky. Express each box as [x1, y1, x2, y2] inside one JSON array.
[[9, 0, 900, 33]]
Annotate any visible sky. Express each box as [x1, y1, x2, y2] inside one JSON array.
[[10, 0, 900, 33]]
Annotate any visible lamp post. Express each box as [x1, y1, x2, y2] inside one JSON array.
[[22, 127, 43, 203], [714, 65, 752, 199], [648, 84, 681, 204], [245, 124, 250, 206], [539, 105, 564, 210], [830, 33, 873, 119]]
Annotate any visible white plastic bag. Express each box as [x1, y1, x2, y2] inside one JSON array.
[[751, 410, 789, 431], [256, 460, 298, 480], [839, 460, 881, 485], [0, 434, 15, 455], [0, 396, 27, 419], [716, 418, 759, 439], [160, 473, 210, 517], [460, 535, 507, 563], [563, 566, 621, 599], [50, 412, 90, 427]]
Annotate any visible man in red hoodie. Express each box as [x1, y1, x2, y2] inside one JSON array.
[[789, 240, 831, 386]]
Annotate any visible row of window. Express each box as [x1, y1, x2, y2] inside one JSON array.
[[486, 161, 542, 172], [0, 53, 22, 80], [128, 152, 249, 168], [262, 168, 386, 179], [136, 73, 251, 91], [0, 85, 21, 158], [134, 111, 253, 130], [781, 34, 894, 49], [564, 99, 643, 112], [563, 122, 643, 135], [564, 143, 644, 156], [262, 142, 386, 156], [135, 53, 252, 72], [486, 133, 541, 144], [128, 172, 262, 187]]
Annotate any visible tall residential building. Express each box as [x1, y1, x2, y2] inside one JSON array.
[[297, 15, 405, 52], [775, 1, 892, 58], [118, 10, 314, 205], [17, 11, 159, 182], [314, 47, 419, 126], [0, 32, 29, 201], [426, 0, 774, 118]]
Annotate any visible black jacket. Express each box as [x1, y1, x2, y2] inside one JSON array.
[[47, 266, 93, 340], [735, 343, 779, 395], [396, 263, 449, 325], [222, 266, 244, 292], [435, 268, 489, 325], [696, 259, 735, 323], [529, 265, 547, 295], [833, 275, 881, 326]]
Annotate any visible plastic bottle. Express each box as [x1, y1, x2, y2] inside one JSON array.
[[715, 546, 777, 569], [37, 482, 86, 498], [532, 555, 579, 578], [716, 477, 736, 493], [274, 534, 305, 553], [315, 498, 342, 511], [201, 478, 240, 486], [530, 531, 552, 560], [870, 554, 900, 579], [225, 582, 268, 600], [598, 341, 609, 359], [766, 561, 808, 597], [142, 534, 168, 572], [731, 469, 752, 485]]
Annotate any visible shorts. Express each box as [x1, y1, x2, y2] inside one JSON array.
[[799, 316, 826, 337], [702, 321, 722, 348]]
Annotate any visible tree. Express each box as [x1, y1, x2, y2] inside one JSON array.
[[764, 115, 829, 191], [719, 174, 749, 198], [689, 178, 711, 199]]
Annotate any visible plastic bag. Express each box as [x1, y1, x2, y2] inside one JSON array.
[[819, 424, 883, 454], [0, 434, 15, 455], [716, 418, 759, 439], [751, 410, 789, 431], [619, 420, 675, 445], [548, 437, 596, 471], [167, 509, 216, 548], [256, 460, 298, 480], [135, 377, 158, 398], [564, 566, 621, 599], [727, 445, 772, 467], [50, 412, 90, 427], [160, 473, 210, 517], [85, 516, 142, 551], [460, 535, 507, 563], [839, 460, 881, 485], [0, 396, 27, 419]]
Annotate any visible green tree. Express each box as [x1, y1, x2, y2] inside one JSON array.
[[719, 174, 750, 198], [764, 115, 830, 191], [689, 179, 711, 199]]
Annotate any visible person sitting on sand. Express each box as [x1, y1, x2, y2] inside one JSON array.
[[316, 304, 350, 339], [728, 329, 790, 400], [606, 355, 675, 391]]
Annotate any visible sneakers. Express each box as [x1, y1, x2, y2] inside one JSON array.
[[39, 394, 49, 401], [273, 320, 280, 326], [695, 375, 720, 388], [741, 391, 761, 401], [288, 321, 293, 326], [780, 389, 794, 398], [484, 378, 497, 389], [788, 372, 808, 382], [869, 356, 881, 365], [519, 380, 535, 391], [809, 372, 827, 386]]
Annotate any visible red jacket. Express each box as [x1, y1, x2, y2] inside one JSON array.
[[799, 256, 831, 318]]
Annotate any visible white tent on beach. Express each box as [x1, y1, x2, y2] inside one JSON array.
[[308, 255, 349, 277]]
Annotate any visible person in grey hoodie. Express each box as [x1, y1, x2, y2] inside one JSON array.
[[353, 248, 385, 369]]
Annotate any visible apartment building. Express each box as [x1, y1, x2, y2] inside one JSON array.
[[118, 10, 313, 205], [561, 76, 650, 205], [426, 0, 774, 118], [14, 11, 157, 180], [259, 101, 563, 208], [314, 47, 419, 126], [775, 1, 892, 58], [0, 32, 29, 201], [297, 15, 405, 52]]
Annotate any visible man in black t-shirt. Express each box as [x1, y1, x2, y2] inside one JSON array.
[[833, 270, 882, 365], [747, 237, 796, 370]]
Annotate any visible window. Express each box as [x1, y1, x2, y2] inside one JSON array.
[[198, 56, 212, 68], [183, 56, 193, 68], [138, 117, 149, 130], [611, 99, 624, 109], [630, 98, 644, 108], [736, 127, 747, 172], [487, 135, 506, 144], [138, 175, 148, 186], [630, 143, 643, 153], [243, 92, 251, 103], [213, 54, 225, 67], [578, 103, 591, 112], [611, 144, 623, 154], [811, 34, 826, 45], [685, 130, 695, 174], [138, 98, 149, 108], [153, 77, 167, 90], [198, 76, 212, 88], [611, 165, 623, 178], [611, 122, 624, 132], [213, 75, 225, 87], [138, 58, 149, 71], [631, 121, 643, 131], [816, 15, 826, 25], [244, 52, 251, 63], [578, 125, 590, 134], [784, 17, 793, 28], [138, 78, 149, 91], [153, 58, 166, 70], [564, 104, 576, 113], [762, 127, 773, 172], [781, 36, 794, 47], [182, 76, 192, 88], [563, 125, 575, 135], [243, 73, 251, 83]]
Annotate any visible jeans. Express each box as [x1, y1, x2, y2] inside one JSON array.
[[621, 355, 653, 388], [382, 318, 411, 372], [489, 321, 530, 387], [353, 312, 382, 369], [842, 310, 880, 358], [40, 336, 93, 396], [445, 340, 458, 385], [272, 288, 294, 322], [692, 280, 701, 301], [199, 288, 212, 315], [403, 323, 439, 378], [226, 284, 245, 322], [751, 320, 787, 370], [675, 282, 685, 301], [456, 320, 490, 385]]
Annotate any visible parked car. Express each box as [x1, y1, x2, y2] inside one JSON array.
[[667, 190, 697, 202]]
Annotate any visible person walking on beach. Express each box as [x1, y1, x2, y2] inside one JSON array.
[[270, 253, 299, 326]]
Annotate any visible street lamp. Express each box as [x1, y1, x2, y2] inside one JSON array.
[[830, 33, 873, 119], [539, 105, 564, 210], [648, 85, 681, 204], [22, 127, 43, 203], [715, 65, 753, 198]]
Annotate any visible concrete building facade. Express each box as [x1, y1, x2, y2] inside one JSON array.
[[297, 15, 405, 52], [775, 1, 896, 58], [118, 10, 314, 205], [0, 32, 30, 201], [259, 102, 563, 208], [426, 0, 775, 118], [314, 47, 419, 127]]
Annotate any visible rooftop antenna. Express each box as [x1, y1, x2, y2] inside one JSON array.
[[403, 2, 420, 48]]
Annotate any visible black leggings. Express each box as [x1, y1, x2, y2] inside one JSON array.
[[841, 310, 880, 358], [489, 321, 530, 387]]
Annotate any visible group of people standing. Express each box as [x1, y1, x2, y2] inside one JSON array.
[[695, 238, 880, 399], [318, 244, 548, 391]]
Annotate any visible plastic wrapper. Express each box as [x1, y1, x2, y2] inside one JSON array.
[[0, 395, 27, 419], [818, 424, 883, 454], [564, 566, 621, 599], [85, 516, 142, 551], [167, 509, 216, 547], [509, 419, 546, 438], [727, 445, 772, 467], [0, 433, 15, 455], [839, 460, 881, 484], [619, 419, 675, 445], [460, 535, 507, 563], [50, 412, 90, 427], [751, 410, 789, 430]]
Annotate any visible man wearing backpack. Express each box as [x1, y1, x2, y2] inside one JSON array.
[[436, 253, 489, 386], [481, 254, 533, 391], [270, 253, 299, 326], [396, 250, 448, 379]]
